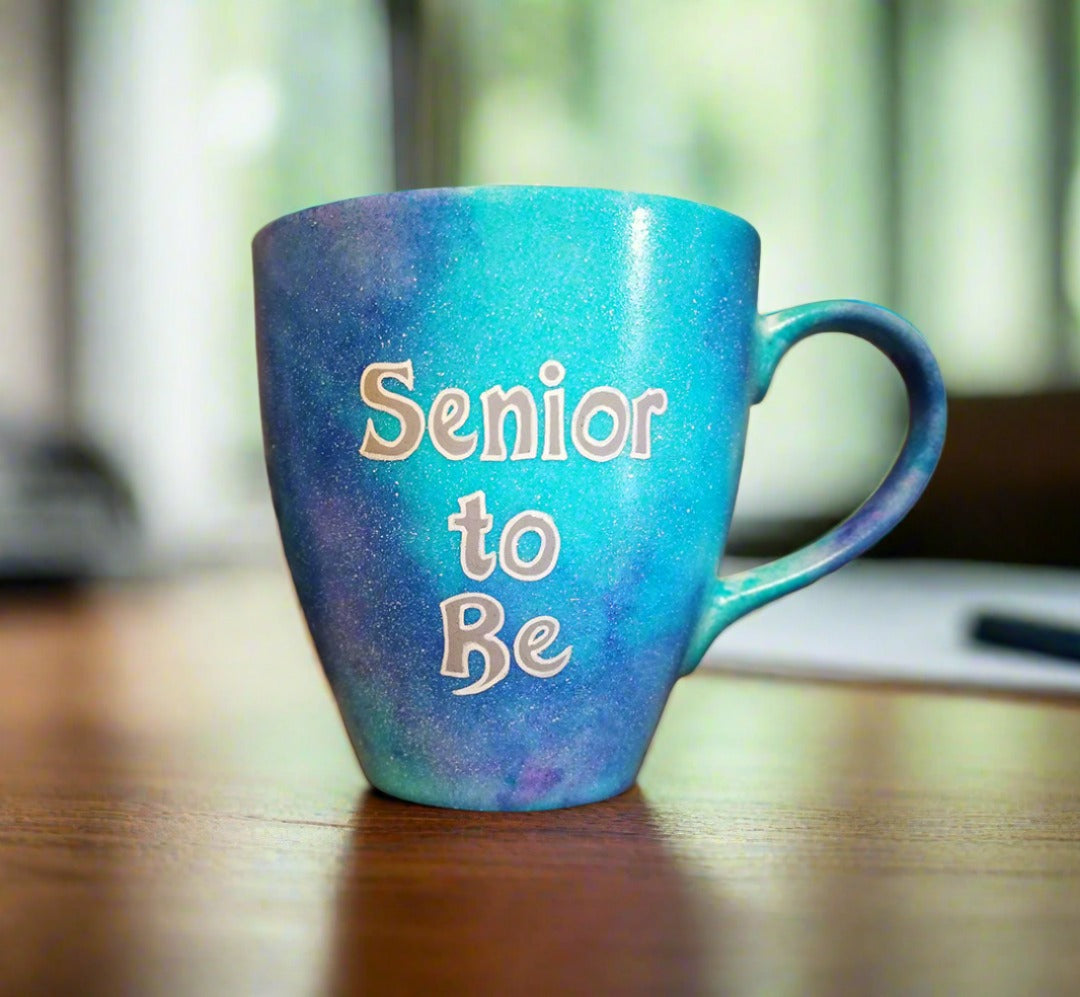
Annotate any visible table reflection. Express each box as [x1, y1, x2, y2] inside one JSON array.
[[330, 788, 710, 994]]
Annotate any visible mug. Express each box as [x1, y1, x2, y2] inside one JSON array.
[[253, 185, 946, 811]]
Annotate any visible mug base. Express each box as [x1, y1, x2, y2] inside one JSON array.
[[362, 772, 640, 813]]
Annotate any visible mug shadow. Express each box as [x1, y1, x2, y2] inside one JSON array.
[[328, 786, 711, 995]]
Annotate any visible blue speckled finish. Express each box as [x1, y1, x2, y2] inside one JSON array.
[[253, 186, 946, 811]]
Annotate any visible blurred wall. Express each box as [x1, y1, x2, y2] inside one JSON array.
[[1, 0, 1077, 569], [0, 0, 67, 430]]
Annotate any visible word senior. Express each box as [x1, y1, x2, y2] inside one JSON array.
[[358, 359, 668, 463]]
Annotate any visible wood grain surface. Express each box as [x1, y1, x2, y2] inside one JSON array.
[[1, 569, 1079, 995]]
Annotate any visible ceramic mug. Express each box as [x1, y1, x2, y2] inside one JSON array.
[[253, 186, 946, 811]]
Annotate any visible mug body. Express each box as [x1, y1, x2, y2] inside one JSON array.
[[254, 186, 760, 810]]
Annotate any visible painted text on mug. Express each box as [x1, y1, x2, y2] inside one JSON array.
[[359, 359, 670, 696]]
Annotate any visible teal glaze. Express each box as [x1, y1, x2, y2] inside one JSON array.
[[253, 186, 946, 811]]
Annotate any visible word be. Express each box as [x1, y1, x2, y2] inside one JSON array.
[[359, 359, 667, 463], [440, 593, 571, 697]]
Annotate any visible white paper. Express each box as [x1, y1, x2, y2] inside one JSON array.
[[701, 559, 1080, 695]]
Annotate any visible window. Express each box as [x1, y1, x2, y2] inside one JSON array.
[[70, 0, 392, 555], [12, 0, 1074, 558]]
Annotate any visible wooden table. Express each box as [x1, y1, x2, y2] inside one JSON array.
[[2, 569, 1079, 995]]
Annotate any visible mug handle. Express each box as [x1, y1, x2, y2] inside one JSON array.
[[682, 299, 947, 673]]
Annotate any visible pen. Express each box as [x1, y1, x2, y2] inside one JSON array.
[[970, 611, 1080, 665]]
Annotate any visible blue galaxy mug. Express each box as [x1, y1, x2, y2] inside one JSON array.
[[254, 186, 946, 811]]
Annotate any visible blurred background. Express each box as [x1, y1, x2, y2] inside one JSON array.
[[1, 0, 1078, 582]]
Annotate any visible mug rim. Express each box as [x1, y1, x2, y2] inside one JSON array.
[[252, 184, 760, 248]]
